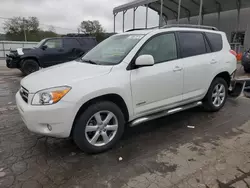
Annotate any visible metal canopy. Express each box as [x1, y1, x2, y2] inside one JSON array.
[[114, 0, 250, 20], [113, 0, 250, 33]]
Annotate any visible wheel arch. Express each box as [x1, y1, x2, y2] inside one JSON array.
[[20, 56, 40, 66], [70, 93, 129, 137], [214, 71, 231, 87], [204, 71, 231, 99]]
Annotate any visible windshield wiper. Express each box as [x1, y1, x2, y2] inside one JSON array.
[[81, 59, 98, 65]]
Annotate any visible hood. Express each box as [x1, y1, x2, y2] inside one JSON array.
[[21, 60, 113, 93], [15, 48, 38, 56]]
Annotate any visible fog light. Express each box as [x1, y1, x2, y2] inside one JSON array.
[[47, 124, 52, 131]]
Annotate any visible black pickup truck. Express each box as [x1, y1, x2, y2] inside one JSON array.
[[6, 36, 97, 75]]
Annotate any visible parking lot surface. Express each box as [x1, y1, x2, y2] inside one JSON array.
[[1, 60, 250, 188]]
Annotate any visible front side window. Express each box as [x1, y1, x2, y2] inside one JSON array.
[[178, 32, 207, 58], [138, 33, 177, 64], [36, 39, 46, 48], [82, 34, 144, 65], [44, 39, 63, 49]]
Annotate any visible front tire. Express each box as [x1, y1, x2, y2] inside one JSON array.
[[21, 59, 39, 76], [73, 101, 125, 153], [203, 77, 228, 112]]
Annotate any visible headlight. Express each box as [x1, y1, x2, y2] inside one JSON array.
[[32, 86, 71, 105]]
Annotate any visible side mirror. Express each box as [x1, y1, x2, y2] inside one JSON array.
[[135, 55, 154, 67], [41, 45, 48, 50]]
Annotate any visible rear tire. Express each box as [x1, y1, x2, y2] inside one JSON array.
[[73, 101, 125, 154], [21, 59, 39, 76], [244, 67, 250, 73], [203, 77, 228, 112]]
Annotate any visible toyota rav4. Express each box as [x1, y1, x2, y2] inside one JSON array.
[[16, 25, 240, 153]]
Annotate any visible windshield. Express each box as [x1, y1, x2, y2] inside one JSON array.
[[35, 39, 46, 48], [81, 34, 144, 65]]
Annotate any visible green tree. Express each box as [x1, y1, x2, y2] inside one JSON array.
[[3, 17, 58, 41], [79, 20, 105, 42], [4, 17, 39, 41]]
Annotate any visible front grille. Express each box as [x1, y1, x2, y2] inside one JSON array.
[[20, 87, 29, 103]]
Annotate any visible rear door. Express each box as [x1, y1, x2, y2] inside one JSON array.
[[41, 38, 66, 67], [205, 32, 224, 70], [63, 38, 83, 61], [177, 31, 214, 101], [78, 38, 97, 54]]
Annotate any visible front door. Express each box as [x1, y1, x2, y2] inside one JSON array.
[[130, 32, 183, 115], [41, 38, 66, 67]]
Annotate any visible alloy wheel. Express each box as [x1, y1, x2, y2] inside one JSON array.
[[85, 111, 118, 147]]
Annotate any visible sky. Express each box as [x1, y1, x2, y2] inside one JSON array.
[[0, 0, 159, 34]]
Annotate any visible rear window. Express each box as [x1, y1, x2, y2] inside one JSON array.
[[178, 32, 207, 58], [205, 32, 223, 52]]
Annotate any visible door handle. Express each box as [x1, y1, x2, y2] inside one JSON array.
[[173, 66, 183, 72], [210, 59, 217, 64]]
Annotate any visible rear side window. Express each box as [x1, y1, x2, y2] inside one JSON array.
[[79, 38, 97, 48], [63, 38, 80, 48], [178, 32, 207, 58], [205, 32, 223, 52]]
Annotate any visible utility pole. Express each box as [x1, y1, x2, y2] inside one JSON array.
[[23, 18, 27, 41]]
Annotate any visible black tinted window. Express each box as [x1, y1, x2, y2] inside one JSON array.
[[178, 32, 206, 58], [138, 33, 177, 64], [79, 38, 97, 48], [205, 32, 223, 52], [44, 39, 63, 48], [63, 38, 80, 48]]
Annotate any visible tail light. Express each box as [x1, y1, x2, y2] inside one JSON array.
[[230, 50, 237, 56]]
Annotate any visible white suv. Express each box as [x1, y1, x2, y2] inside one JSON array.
[[16, 26, 237, 153]]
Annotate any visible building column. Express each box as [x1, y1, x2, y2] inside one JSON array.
[[198, 0, 203, 25], [145, 4, 148, 28], [133, 7, 138, 29], [217, 11, 220, 30], [160, 0, 163, 27], [122, 10, 127, 32], [177, 0, 182, 23], [236, 0, 241, 32], [113, 13, 117, 33]]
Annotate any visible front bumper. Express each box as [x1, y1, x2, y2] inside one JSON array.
[[6, 55, 21, 68], [16, 91, 76, 138]]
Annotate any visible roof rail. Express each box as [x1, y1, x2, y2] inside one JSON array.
[[125, 26, 158, 32], [161, 24, 219, 31], [62, 33, 96, 38]]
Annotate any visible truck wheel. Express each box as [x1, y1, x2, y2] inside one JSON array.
[[73, 101, 125, 153], [244, 67, 250, 73], [21, 59, 39, 76], [203, 77, 228, 112]]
